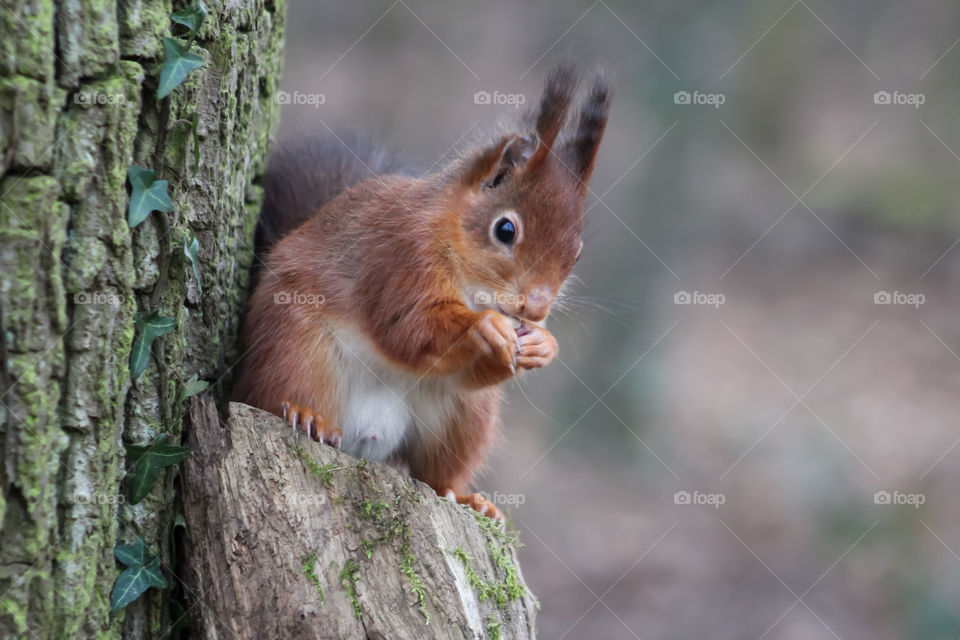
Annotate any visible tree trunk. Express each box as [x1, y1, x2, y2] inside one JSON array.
[[0, 1, 284, 638], [182, 398, 538, 640]]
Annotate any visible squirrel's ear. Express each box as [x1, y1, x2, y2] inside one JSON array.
[[562, 71, 611, 185], [460, 133, 536, 191], [527, 64, 579, 170]]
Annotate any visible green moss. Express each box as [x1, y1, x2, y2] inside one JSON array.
[[469, 509, 521, 547], [290, 443, 340, 487], [400, 541, 429, 625], [0, 174, 58, 236], [485, 539, 525, 605], [361, 500, 390, 521], [352, 494, 431, 624], [0, 77, 60, 168], [468, 510, 530, 603], [354, 499, 404, 553], [210, 23, 239, 68], [0, 592, 29, 634], [487, 615, 502, 640], [8, 0, 54, 80], [452, 546, 486, 596], [56, 0, 118, 84], [451, 541, 525, 608], [313, 462, 339, 487], [118, 0, 169, 58], [53, 512, 114, 638], [339, 559, 362, 619], [359, 538, 375, 559], [301, 552, 325, 604]]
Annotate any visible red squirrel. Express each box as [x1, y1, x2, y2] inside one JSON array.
[[234, 65, 610, 520]]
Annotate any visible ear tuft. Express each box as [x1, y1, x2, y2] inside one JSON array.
[[528, 64, 580, 168], [564, 70, 611, 184]]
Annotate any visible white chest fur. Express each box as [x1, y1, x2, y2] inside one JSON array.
[[331, 327, 456, 462]]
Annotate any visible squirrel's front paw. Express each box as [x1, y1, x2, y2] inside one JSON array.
[[470, 310, 519, 375], [281, 401, 342, 448], [516, 325, 558, 370]]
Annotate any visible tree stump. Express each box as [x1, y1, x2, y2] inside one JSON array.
[[182, 397, 538, 640]]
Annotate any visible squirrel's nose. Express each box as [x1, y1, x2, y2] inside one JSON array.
[[520, 286, 552, 322]]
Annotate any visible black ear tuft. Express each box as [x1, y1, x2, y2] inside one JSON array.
[[564, 70, 611, 184], [528, 64, 580, 168]]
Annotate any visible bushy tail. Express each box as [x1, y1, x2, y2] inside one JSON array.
[[253, 132, 409, 267]]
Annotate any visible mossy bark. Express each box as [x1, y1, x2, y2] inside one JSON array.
[[0, 1, 284, 638]]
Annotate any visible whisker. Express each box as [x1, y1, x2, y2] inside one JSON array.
[[555, 295, 638, 327], [510, 374, 561, 424]]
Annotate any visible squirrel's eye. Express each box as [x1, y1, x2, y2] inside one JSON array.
[[493, 218, 517, 245]]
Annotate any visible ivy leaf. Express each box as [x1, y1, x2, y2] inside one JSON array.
[[183, 373, 209, 398], [157, 37, 205, 99], [124, 437, 191, 504], [111, 537, 169, 613], [111, 558, 168, 612], [127, 166, 173, 228], [130, 311, 176, 380], [114, 537, 151, 568], [171, 1, 207, 34], [183, 232, 202, 293]]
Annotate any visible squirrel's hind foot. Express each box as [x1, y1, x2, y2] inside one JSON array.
[[281, 401, 342, 448], [443, 489, 506, 523]]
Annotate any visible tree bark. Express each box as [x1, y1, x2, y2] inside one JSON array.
[[0, 1, 284, 638], [182, 398, 537, 640]]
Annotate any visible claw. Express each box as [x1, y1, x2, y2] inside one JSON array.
[[282, 401, 299, 438], [280, 401, 341, 448], [301, 408, 316, 441], [324, 429, 342, 448]]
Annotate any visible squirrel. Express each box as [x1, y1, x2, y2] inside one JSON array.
[[234, 65, 610, 521]]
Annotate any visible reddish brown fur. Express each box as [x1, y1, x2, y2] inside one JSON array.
[[234, 65, 610, 514]]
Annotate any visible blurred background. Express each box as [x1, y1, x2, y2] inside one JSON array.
[[278, 2, 960, 638]]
